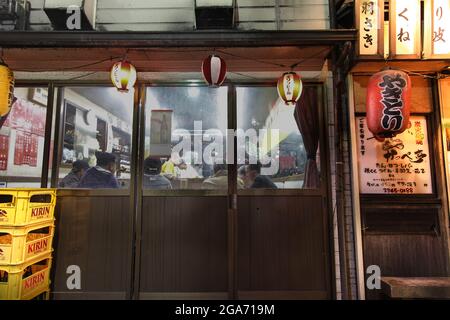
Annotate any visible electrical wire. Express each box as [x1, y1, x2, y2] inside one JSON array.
[[64, 71, 99, 81], [383, 57, 449, 80], [14, 46, 447, 81], [12, 56, 123, 73], [400, 69, 449, 80]]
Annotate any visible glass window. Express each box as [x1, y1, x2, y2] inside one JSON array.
[[59, 87, 134, 189], [0, 87, 48, 188], [237, 86, 318, 189], [144, 86, 228, 190]]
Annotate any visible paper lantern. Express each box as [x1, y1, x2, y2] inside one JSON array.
[[0, 61, 14, 117], [277, 72, 302, 105], [110, 61, 137, 93], [366, 69, 411, 141], [202, 55, 227, 87]]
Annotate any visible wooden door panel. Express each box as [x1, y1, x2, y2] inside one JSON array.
[[237, 195, 330, 298], [52, 195, 132, 299], [139, 196, 228, 295]]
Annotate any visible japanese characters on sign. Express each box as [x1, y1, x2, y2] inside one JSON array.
[[356, 116, 432, 194], [356, 0, 384, 56], [390, 0, 421, 58], [424, 0, 450, 58]]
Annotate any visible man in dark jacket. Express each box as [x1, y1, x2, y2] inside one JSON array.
[[246, 163, 278, 189], [59, 160, 90, 188], [143, 157, 172, 189], [78, 152, 120, 189]]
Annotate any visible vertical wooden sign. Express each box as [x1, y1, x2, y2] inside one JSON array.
[[356, 0, 385, 57], [390, 0, 421, 59], [424, 0, 450, 59]]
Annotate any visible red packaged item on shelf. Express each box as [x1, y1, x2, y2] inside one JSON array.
[[0, 135, 9, 171]]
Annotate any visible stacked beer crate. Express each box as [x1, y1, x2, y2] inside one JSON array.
[[0, 189, 56, 300]]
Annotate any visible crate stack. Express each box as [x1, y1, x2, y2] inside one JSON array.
[[0, 189, 56, 300]]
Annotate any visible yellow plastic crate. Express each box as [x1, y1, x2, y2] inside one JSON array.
[[0, 189, 56, 227], [32, 290, 50, 300], [0, 256, 51, 300], [0, 222, 54, 265]]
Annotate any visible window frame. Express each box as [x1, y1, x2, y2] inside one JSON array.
[[11, 80, 329, 198]]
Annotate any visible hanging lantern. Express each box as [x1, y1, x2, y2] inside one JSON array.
[[0, 61, 14, 117], [110, 61, 137, 93], [366, 68, 411, 141], [277, 72, 302, 105], [202, 55, 227, 87]]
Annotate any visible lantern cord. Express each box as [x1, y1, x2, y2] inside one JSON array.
[[12, 56, 123, 73], [214, 47, 331, 70], [214, 49, 286, 68], [399, 69, 449, 80], [383, 57, 449, 80], [228, 71, 260, 80], [65, 71, 99, 81]]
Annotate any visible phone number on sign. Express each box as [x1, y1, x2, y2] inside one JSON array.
[[383, 188, 414, 194]]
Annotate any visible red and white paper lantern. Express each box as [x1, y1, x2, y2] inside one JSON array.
[[277, 72, 302, 105], [366, 68, 411, 141], [202, 55, 227, 87], [110, 61, 137, 93]]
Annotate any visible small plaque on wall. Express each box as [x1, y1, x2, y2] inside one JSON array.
[[356, 115, 432, 194]]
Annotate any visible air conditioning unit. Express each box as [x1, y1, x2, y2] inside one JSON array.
[[44, 0, 96, 30], [195, 0, 235, 30], [0, 0, 18, 21]]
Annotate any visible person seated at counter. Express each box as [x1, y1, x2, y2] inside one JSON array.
[[78, 151, 120, 189], [161, 152, 182, 179], [202, 163, 244, 190], [143, 157, 172, 190], [245, 163, 278, 189], [238, 165, 249, 188], [202, 163, 227, 190], [59, 160, 90, 188], [176, 159, 201, 179]]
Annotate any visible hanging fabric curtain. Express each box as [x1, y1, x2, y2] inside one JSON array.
[[294, 86, 320, 189]]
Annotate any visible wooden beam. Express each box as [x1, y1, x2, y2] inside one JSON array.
[[0, 30, 356, 48]]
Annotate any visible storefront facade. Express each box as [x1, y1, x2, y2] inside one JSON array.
[[0, 0, 380, 300], [349, 0, 450, 299]]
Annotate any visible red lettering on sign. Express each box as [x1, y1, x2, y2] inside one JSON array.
[[23, 273, 45, 290], [27, 238, 48, 255], [31, 207, 50, 218]]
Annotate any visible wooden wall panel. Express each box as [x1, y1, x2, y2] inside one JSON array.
[[237, 195, 331, 298], [440, 78, 450, 121], [353, 75, 433, 114], [363, 233, 447, 299], [139, 196, 228, 294], [52, 195, 132, 299]]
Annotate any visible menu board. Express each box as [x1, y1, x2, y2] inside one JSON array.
[[356, 116, 432, 194], [14, 131, 38, 167], [5, 98, 46, 137]]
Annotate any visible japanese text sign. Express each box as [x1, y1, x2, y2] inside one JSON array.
[[356, 116, 432, 194], [356, 0, 384, 56], [424, 0, 450, 58], [390, 0, 421, 58]]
